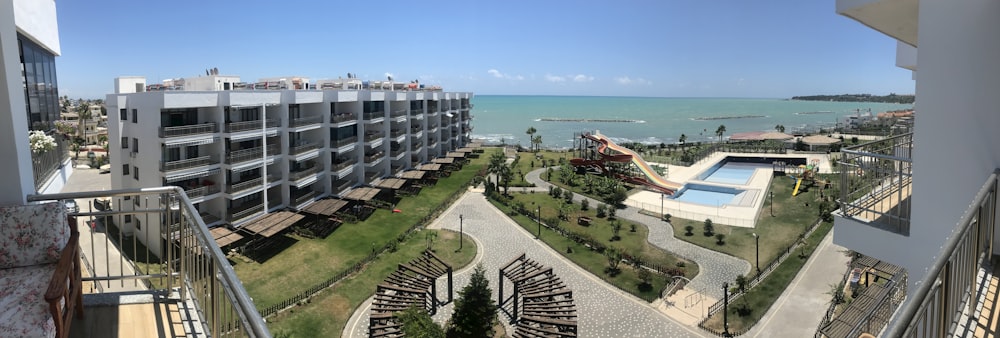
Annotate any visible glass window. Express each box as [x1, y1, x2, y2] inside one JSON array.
[[132, 109, 138, 123], [133, 166, 139, 181], [122, 164, 129, 175], [120, 108, 127, 121], [121, 137, 128, 148]]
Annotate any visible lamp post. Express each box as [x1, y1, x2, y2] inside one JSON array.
[[723, 282, 730, 336], [660, 193, 664, 220], [752, 233, 760, 275], [769, 191, 774, 217], [536, 206, 541, 239], [458, 214, 464, 251]]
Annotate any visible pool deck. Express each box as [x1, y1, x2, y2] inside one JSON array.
[[627, 152, 834, 228]]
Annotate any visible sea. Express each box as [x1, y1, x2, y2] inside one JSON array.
[[468, 95, 912, 149]]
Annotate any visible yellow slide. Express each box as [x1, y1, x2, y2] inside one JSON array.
[[792, 177, 804, 196]]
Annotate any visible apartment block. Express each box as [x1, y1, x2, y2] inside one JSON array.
[[107, 75, 473, 257]]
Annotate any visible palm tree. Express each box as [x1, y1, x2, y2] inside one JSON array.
[[715, 125, 726, 142], [531, 135, 542, 153], [77, 103, 92, 146], [678, 134, 687, 154], [525, 126, 537, 150], [488, 151, 506, 190], [775, 124, 786, 133]]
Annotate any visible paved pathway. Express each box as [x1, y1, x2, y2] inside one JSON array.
[[524, 168, 750, 299], [345, 191, 707, 337]]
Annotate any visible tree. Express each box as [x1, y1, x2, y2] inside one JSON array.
[[498, 164, 513, 195], [488, 151, 506, 190], [715, 125, 727, 142], [397, 306, 445, 338], [637, 268, 652, 288], [611, 220, 622, 241], [775, 124, 785, 133], [678, 134, 687, 153], [580, 199, 589, 211], [715, 233, 726, 245], [684, 225, 694, 236], [531, 135, 543, 153], [703, 219, 714, 236], [426, 231, 438, 251], [596, 203, 607, 218], [605, 247, 622, 275], [525, 126, 537, 151], [77, 103, 92, 145], [735, 274, 748, 293], [447, 264, 496, 338]]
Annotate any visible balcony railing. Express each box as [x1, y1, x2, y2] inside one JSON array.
[[289, 166, 320, 181], [363, 111, 384, 120], [838, 133, 913, 235], [228, 203, 264, 223], [32, 135, 69, 191], [390, 109, 406, 118], [160, 122, 218, 138], [293, 190, 319, 207], [225, 119, 280, 133], [332, 158, 357, 171], [161, 155, 219, 172], [289, 115, 322, 128], [364, 151, 385, 163], [883, 170, 997, 338], [225, 144, 280, 165], [27, 188, 270, 337], [364, 133, 383, 143], [331, 112, 357, 123], [226, 175, 278, 195], [333, 180, 354, 194], [184, 184, 221, 200], [332, 136, 359, 148], [390, 129, 405, 138], [289, 141, 320, 155], [411, 109, 424, 115]]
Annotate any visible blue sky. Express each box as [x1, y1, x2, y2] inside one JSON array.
[[55, 1, 914, 99]]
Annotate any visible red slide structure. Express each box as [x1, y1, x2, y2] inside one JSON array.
[[570, 132, 681, 195]]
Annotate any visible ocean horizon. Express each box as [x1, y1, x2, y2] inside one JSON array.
[[469, 95, 911, 149]]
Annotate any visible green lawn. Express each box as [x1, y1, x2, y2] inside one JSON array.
[[267, 229, 477, 337], [701, 222, 833, 334], [508, 150, 572, 187], [491, 191, 698, 301], [233, 149, 493, 308], [669, 174, 834, 273]]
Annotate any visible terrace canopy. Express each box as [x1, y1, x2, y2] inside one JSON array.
[[211, 227, 244, 248], [432, 157, 455, 164], [456, 147, 474, 153], [445, 152, 466, 158], [342, 187, 382, 201], [241, 211, 304, 238], [301, 198, 349, 217], [416, 163, 443, 171], [372, 178, 407, 190]]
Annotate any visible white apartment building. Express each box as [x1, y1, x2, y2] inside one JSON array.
[[831, 0, 1000, 336], [107, 75, 473, 256]]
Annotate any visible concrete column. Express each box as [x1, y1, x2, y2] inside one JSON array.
[[0, 2, 35, 205]]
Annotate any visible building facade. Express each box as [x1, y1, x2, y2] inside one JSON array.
[[107, 75, 473, 256]]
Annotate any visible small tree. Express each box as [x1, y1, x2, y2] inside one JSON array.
[[611, 220, 622, 241], [605, 248, 622, 275], [684, 225, 694, 236], [607, 206, 617, 220], [596, 204, 607, 218], [563, 190, 574, 204], [663, 213, 672, 223], [715, 233, 726, 245], [735, 274, 748, 293], [397, 306, 445, 338], [703, 219, 714, 236], [447, 265, 497, 337], [425, 231, 438, 251], [637, 268, 652, 288], [580, 199, 589, 211]]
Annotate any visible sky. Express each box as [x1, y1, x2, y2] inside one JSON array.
[[54, 0, 914, 99]]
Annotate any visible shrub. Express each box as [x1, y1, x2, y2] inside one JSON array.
[[715, 233, 726, 245], [580, 199, 589, 211], [684, 225, 694, 236], [703, 219, 714, 236], [596, 204, 607, 218]]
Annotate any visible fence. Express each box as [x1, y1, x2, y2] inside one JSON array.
[[814, 264, 855, 338], [625, 199, 760, 228], [257, 176, 475, 318], [32, 135, 69, 191], [697, 217, 827, 335]]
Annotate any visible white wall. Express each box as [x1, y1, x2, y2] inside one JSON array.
[[115, 77, 146, 94], [0, 1, 36, 204], [906, 0, 1000, 289], [12, 0, 59, 55]]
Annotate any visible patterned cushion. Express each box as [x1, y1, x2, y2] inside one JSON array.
[[0, 264, 57, 337], [0, 202, 68, 269]]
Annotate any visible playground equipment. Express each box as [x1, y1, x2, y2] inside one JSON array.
[[791, 159, 823, 196], [570, 131, 681, 194]]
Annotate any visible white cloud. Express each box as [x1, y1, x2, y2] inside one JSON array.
[[573, 74, 594, 82], [487, 69, 524, 80], [545, 74, 566, 82], [487, 69, 503, 78], [615, 76, 652, 85]]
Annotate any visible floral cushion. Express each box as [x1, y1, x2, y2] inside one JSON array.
[[0, 264, 57, 337], [0, 202, 68, 269]]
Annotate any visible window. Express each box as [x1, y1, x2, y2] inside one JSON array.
[[135, 219, 141, 231], [124, 215, 132, 222], [122, 164, 129, 175], [121, 137, 128, 149], [133, 166, 139, 181], [132, 109, 138, 123], [132, 138, 138, 152], [134, 195, 140, 206], [120, 108, 127, 121]]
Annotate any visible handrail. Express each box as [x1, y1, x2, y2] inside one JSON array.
[[225, 119, 279, 133], [885, 169, 998, 337], [27, 187, 272, 338], [289, 115, 322, 127], [161, 155, 218, 171], [160, 122, 217, 138]]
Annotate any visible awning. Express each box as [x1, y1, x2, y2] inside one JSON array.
[[432, 157, 455, 164], [211, 227, 244, 247], [398, 170, 426, 180], [342, 187, 382, 201], [416, 163, 442, 171], [241, 211, 304, 238], [372, 178, 407, 190], [301, 199, 349, 217], [165, 168, 220, 183]]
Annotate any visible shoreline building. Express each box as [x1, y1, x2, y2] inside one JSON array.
[[831, 0, 1000, 336], [107, 75, 472, 257]]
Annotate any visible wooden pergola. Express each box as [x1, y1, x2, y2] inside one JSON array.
[[369, 250, 454, 337], [210, 227, 245, 249], [298, 199, 349, 238], [341, 187, 384, 220], [499, 253, 578, 337], [240, 211, 304, 239]]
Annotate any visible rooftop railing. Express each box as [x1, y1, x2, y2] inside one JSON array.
[[161, 155, 219, 172], [27, 187, 271, 337], [160, 122, 218, 138], [883, 169, 997, 338], [838, 132, 913, 235]]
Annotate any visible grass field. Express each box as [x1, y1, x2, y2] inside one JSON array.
[[266, 229, 477, 337]]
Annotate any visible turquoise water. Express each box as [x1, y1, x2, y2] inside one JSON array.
[[470, 96, 911, 148], [673, 184, 742, 206], [701, 162, 773, 185]]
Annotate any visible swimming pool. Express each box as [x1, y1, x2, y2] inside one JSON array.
[[698, 157, 803, 185], [672, 184, 744, 206]]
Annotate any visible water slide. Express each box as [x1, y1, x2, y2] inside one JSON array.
[[579, 132, 682, 194]]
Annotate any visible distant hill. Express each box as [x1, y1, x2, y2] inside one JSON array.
[[791, 93, 914, 104]]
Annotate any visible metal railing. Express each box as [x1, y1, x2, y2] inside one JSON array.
[[390, 109, 407, 118], [332, 158, 357, 171], [289, 166, 319, 181], [331, 112, 357, 123], [293, 190, 319, 207], [331, 136, 359, 148], [27, 188, 271, 337], [885, 170, 997, 338], [225, 119, 280, 133], [226, 175, 278, 195], [363, 111, 384, 120], [226, 145, 280, 165], [364, 133, 383, 142], [364, 151, 385, 163], [289, 141, 319, 156], [161, 155, 219, 172], [184, 184, 221, 200], [160, 122, 218, 138], [228, 203, 264, 223], [289, 116, 322, 127], [411, 109, 424, 115], [838, 132, 913, 235], [390, 129, 405, 138], [333, 180, 354, 194], [32, 135, 69, 191]]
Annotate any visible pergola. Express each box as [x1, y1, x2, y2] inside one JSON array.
[[372, 178, 407, 190], [210, 227, 244, 249], [499, 253, 578, 337], [240, 211, 304, 238], [342, 187, 382, 202], [369, 250, 454, 337], [298, 198, 350, 238]]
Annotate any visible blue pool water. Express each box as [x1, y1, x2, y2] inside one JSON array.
[[673, 184, 743, 206], [698, 159, 786, 185]]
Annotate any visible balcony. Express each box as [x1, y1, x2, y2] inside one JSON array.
[[225, 119, 280, 133], [228, 203, 264, 224], [183, 184, 221, 200], [364, 133, 384, 145], [837, 133, 913, 235], [289, 141, 320, 156], [390, 129, 405, 139], [161, 155, 220, 172], [390, 109, 407, 120], [226, 144, 281, 166], [411, 109, 424, 116], [27, 188, 269, 337], [159, 122, 217, 138], [293, 189, 320, 208], [333, 179, 354, 195], [332, 158, 357, 172], [363, 111, 384, 121], [289, 165, 320, 181], [331, 112, 357, 124], [364, 152, 385, 167], [226, 175, 279, 195], [390, 148, 406, 160], [289, 115, 322, 128]]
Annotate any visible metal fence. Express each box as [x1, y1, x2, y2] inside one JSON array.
[[27, 187, 271, 337], [32, 135, 69, 191], [838, 132, 913, 235], [624, 199, 760, 228]]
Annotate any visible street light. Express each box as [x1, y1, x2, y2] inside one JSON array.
[[660, 193, 664, 220], [722, 282, 730, 336], [458, 214, 464, 252], [752, 233, 760, 275], [769, 191, 774, 217], [536, 206, 541, 239]]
